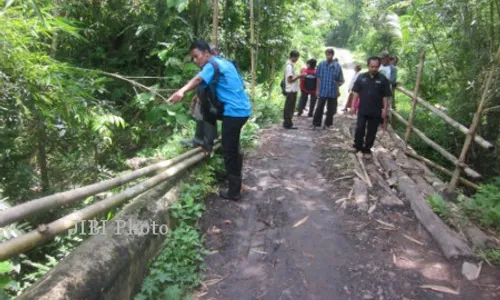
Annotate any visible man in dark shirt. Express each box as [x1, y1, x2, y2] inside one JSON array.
[[350, 56, 391, 159]]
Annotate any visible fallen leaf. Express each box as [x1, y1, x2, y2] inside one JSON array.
[[293, 216, 309, 228], [420, 285, 459, 295]]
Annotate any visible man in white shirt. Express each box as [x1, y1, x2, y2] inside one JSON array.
[[343, 64, 362, 112], [283, 50, 304, 129]]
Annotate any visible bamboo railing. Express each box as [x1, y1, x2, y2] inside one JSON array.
[[393, 48, 499, 191], [0, 145, 219, 260]]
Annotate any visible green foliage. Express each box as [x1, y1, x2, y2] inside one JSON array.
[[135, 157, 223, 299], [479, 248, 500, 266], [462, 180, 500, 231], [428, 193, 452, 220], [0, 261, 15, 299]]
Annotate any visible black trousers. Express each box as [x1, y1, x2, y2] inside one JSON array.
[[283, 92, 298, 128], [354, 114, 382, 153], [313, 97, 337, 127], [222, 116, 248, 177], [297, 92, 317, 116]]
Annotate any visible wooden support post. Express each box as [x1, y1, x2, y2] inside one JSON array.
[[212, 0, 219, 48], [396, 86, 494, 150], [404, 51, 426, 145], [392, 111, 481, 179], [448, 45, 500, 190], [250, 0, 256, 100]]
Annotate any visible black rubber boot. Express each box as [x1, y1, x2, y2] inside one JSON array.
[[202, 120, 218, 152], [180, 121, 204, 147], [219, 175, 242, 200]]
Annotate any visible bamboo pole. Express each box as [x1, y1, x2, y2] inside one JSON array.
[[0, 148, 217, 261], [212, 0, 219, 48], [405, 151, 480, 190], [404, 51, 426, 145], [448, 45, 500, 190], [391, 111, 481, 179], [396, 86, 494, 150], [0, 146, 211, 227], [250, 0, 256, 100]]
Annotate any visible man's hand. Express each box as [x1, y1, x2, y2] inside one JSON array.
[[167, 90, 185, 103]]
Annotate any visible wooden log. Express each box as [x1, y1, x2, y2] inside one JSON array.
[[0, 149, 215, 261], [356, 153, 373, 188], [353, 178, 368, 211], [449, 45, 500, 190], [396, 86, 494, 150], [377, 150, 475, 259], [365, 161, 405, 207], [463, 223, 499, 249], [404, 51, 426, 144], [0, 146, 210, 227], [391, 110, 481, 179], [405, 151, 480, 190]]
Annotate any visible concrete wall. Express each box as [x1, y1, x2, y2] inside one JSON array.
[[18, 178, 180, 300]]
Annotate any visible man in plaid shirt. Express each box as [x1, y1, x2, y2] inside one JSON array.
[[312, 48, 344, 129]]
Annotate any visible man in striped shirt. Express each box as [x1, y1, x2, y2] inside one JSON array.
[[312, 48, 345, 129]]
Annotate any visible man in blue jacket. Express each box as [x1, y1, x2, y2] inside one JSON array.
[[168, 40, 252, 200]]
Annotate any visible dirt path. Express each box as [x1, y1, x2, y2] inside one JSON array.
[[197, 52, 499, 300]]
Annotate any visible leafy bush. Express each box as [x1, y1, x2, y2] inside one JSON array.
[[428, 193, 452, 220], [134, 157, 222, 300], [462, 181, 500, 231]]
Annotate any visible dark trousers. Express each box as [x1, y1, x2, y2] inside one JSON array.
[[222, 116, 248, 177], [354, 114, 382, 153], [283, 92, 298, 128], [297, 92, 317, 116], [313, 97, 337, 127]]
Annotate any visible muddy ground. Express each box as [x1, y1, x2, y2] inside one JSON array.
[[197, 115, 500, 300]]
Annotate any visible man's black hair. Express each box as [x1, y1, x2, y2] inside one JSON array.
[[190, 40, 211, 52], [367, 56, 381, 65], [307, 58, 317, 69], [290, 50, 300, 58], [325, 48, 335, 55]]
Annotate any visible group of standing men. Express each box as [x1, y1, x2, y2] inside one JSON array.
[[282, 48, 398, 159], [167, 40, 399, 202]]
